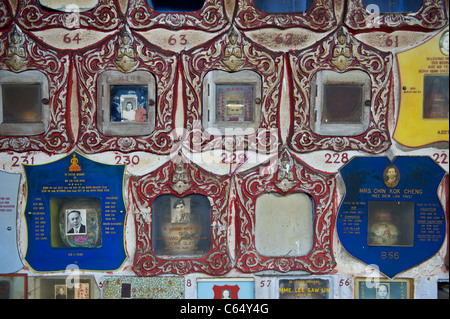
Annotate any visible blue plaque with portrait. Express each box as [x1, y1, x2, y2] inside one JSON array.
[[23, 152, 127, 272], [337, 156, 446, 278]]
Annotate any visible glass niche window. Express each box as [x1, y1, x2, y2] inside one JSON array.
[[0, 70, 49, 136], [310, 70, 371, 136], [255, 193, 314, 257], [50, 197, 102, 248], [97, 70, 156, 136], [203, 70, 262, 135], [363, 0, 423, 13], [423, 75, 449, 119], [39, 0, 98, 12], [152, 194, 211, 258], [254, 0, 313, 13], [147, 0, 205, 12], [367, 201, 414, 247]]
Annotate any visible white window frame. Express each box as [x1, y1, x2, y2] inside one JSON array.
[[0, 70, 49, 136]]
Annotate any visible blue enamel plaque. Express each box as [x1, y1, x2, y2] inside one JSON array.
[[337, 156, 446, 278], [23, 152, 127, 272]]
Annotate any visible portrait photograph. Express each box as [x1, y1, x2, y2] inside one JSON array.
[[152, 194, 211, 258], [54, 284, 67, 299], [383, 164, 400, 188], [355, 278, 413, 299]]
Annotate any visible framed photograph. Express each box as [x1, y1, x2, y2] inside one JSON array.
[[152, 194, 211, 258], [110, 85, 148, 123], [355, 277, 413, 299], [197, 278, 255, 299], [51, 197, 102, 248], [422, 75, 449, 119], [54, 284, 67, 299]]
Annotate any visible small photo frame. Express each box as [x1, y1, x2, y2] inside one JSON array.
[[422, 75, 449, 119], [66, 209, 87, 235], [355, 277, 413, 299], [54, 284, 67, 299], [0, 274, 27, 299], [383, 164, 400, 188], [110, 85, 148, 123]]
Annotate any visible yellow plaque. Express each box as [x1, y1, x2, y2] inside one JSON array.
[[394, 28, 449, 147]]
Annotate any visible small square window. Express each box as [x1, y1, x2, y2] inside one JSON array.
[[97, 70, 156, 136], [147, 0, 204, 12], [254, 0, 313, 13], [255, 193, 314, 257], [311, 70, 371, 136], [364, 0, 423, 13], [0, 70, 49, 136], [423, 75, 449, 119], [203, 70, 262, 135]]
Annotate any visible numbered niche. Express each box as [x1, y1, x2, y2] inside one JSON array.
[[15, 0, 121, 31], [233, 148, 337, 273], [394, 28, 449, 147], [288, 27, 393, 154], [234, 0, 337, 31], [75, 27, 177, 154], [344, 0, 448, 32], [0, 24, 73, 153], [127, 0, 229, 32], [181, 27, 284, 152], [129, 152, 232, 276]]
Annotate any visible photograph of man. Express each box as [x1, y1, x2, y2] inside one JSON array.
[[66, 210, 86, 235], [376, 284, 389, 299], [171, 198, 190, 223], [55, 285, 67, 299]]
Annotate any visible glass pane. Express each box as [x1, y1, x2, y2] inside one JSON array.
[[152, 194, 211, 258], [364, 0, 423, 13], [254, 0, 313, 13], [215, 84, 254, 122], [110, 85, 148, 123], [423, 75, 449, 119], [255, 193, 313, 257], [368, 201, 414, 247], [323, 85, 363, 124], [2, 84, 42, 123], [50, 197, 102, 248], [147, 0, 204, 12]]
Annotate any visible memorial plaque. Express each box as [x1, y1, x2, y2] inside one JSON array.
[[394, 27, 449, 147], [23, 152, 127, 272], [354, 277, 413, 299], [197, 278, 255, 299], [102, 276, 185, 299], [337, 156, 446, 278], [279, 277, 331, 299], [0, 171, 22, 274], [28, 276, 99, 299], [131, 152, 232, 276]]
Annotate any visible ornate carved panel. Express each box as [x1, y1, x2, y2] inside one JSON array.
[[234, 148, 337, 274], [74, 27, 177, 154], [234, 0, 337, 31], [181, 26, 283, 153], [344, 0, 448, 32], [129, 152, 232, 276], [127, 0, 229, 32], [0, 24, 73, 153], [288, 27, 393, 154], [0, 1, 12, 30], [15, 0, 121, 31]]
